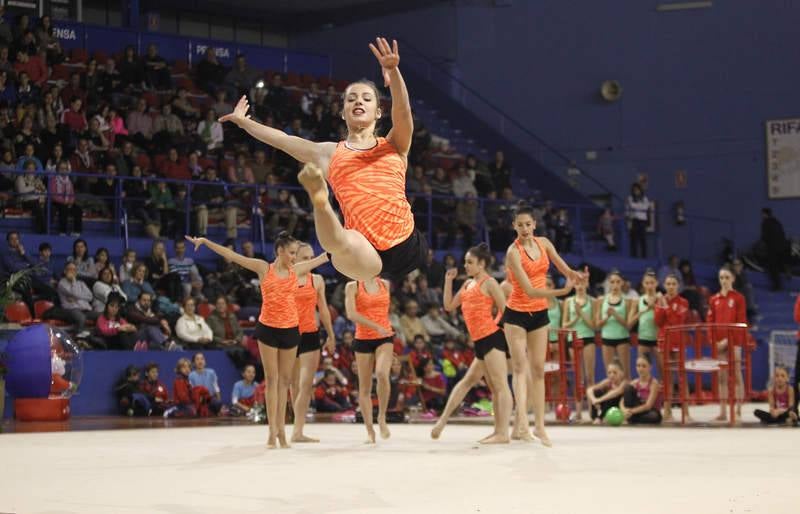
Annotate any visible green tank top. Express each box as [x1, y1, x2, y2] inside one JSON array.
[[547, 300, 561, 342], [637, 296, 658, 341], [568, 296, 595, 340], [601, 296, 629, 340]]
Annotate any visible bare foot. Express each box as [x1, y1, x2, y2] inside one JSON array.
[[364, 429, 376, 444], [714, 413, 727, 422], [478, 431, 498, 443], [267, 433, 277, 449], [379, 419, 391, 440], [291, 434, 320, 443], [431, 422, 444, 440], [592, 419, 602, 425], [480, 434, 510, 445], [298, 163, 329, 207], [517, 430, 535, 442], [278, 432, 291, 449], [533, 428, 552, 447]]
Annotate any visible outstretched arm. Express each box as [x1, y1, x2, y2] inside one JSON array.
[[294, 253, 329, 277], [219, 96, 337, 168], [185, 236, 268, 277], [369, 38, 412, 156]]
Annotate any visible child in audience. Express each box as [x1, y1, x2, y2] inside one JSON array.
[[586, 361, 627, 424], [114, 365, 150, 416], [420, 358, 447, 413], [314, 370, 352, 412], [621, 354, 663, 424], [231, 364, 258, 416], [119, 249, 138, 283], [408, 335, 432, 373], [188, 352, 222, 415], [139, 362, 170, 416], [165, 357, 196, 418], [754, 366, 797, 425]]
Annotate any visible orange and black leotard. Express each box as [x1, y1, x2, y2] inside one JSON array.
[[259, 263, 298, 328], [294, 274, 319, 334], [326, 137, 414, 251], [354, 278, 393, 340], [507, 237, 550, 313], [461, 276, 501, 341]]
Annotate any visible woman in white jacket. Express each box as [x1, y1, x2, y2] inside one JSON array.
[[176, 296, 213, 347], [92, 266, 128, 312]]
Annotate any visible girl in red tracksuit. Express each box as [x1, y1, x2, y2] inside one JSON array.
[[139, 362, 170, 416], [707, 266, 748, 422], [167, 358, 197, 418], [654, 274, 689, 421]]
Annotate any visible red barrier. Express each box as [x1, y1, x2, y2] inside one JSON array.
[[545, 329, 584, 418]]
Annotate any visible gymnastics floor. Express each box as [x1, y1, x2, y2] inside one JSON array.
[[0, 405, 795, 514]]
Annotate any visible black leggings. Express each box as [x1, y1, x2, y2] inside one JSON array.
[[754, 409, 791, 425], [590, 389, 624, 420], [622, 384, 663, 424]]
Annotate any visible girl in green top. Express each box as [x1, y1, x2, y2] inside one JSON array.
[[628, 271, 660, 368], [595, 271, 635, 380], [563, 276, 596, 420]]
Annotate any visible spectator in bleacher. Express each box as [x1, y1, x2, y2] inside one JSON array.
[[678, 259, 703, 315], [0, 46, 12, 77], [95, 295, 137, 349], [127, 97, 154, 149], [554, 208, 573, 253], [452, 165, 477, 198], [230, 364, 258, 416], [93, 247, 117, 282], [153, 104, 186, 153], [13, 116, 39, 154], [145, 239, 182, 300], [248, 148, 271, 183], [70, 137, 95, 187], [35, 15, 63, 65], [89, 163, 118, 217], [421, 304, 461, 345], [15, 29, 37, 57], [206, 295, 251, 369], [83, 60, 104, 106], [193, 166, 237, 239], [84, 116, 110, 154], [122, 263, 156, 302], [34, 242, 56, 286], [65, 239, 96, 285], [118, 249, 137, 283], [176, 297, 214, 348], [597, 208, 617, 251], [406, 165, 426, 195], [400, 300, 430, 344], [211, 89, 232, 117], [139, 362, 170, 415], [101, 57, 122, 96], [13, 48, 46, 87], [108, 107, 128, 143], [52, 261, 98, 335], [284, 117, 312, 140], [731, 258, 758, 321], [169, 239, 203, 301], [118, 45, 145, 91], [760, 207, 790, 291], [40, 114, 67, 152], [124, 165, 162, 238], [314, 369, 352, 413], [657, 254, 683, 291], [114, 141, 136, 176], [265, 73, 288, 119], [455, 193, 479, 249], [626, 182, 650, 258], [195, 46, 226, 95], [267, 189, 301, 238], [0, 70, 16, 106], [171, 87, 200, 120], [60, 96, 88, 136], [159, 147, 189, 180], [15, 143, 42, 170], [188, 352, 222, 414], [227, 152, 255, 196], [420, 358, 447, 413], [223, 54, 260, 101], [149, 181, 177, 238], [143, 43, 172, 92], [414, 275, 441, 308], [60, 72, 86, 107], [1, 231, 58, 305], [50, 161, 82, 235], [197, 108, 223, 154], [421, 248, 445, 291], [15, 70, 37, 104], [184, 150, 202, 179], [488, 150, 512, 192], [127, 291, 172, 349], [300, 81, 320, 115], [45, 142, 68, 171], [92, 265, 127, 312], [14, 160, 45, 233], [166, 357, 196, 417]]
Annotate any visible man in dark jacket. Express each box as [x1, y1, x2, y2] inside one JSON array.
[[761, 208, 789, 291]]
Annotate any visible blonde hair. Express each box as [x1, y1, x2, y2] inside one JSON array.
[[175, 358, 191, 373]]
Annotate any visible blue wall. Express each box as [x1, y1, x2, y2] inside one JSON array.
[[292, 0, 800, 261]]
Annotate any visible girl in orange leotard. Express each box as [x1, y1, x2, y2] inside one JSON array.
[[290, 242, 336, 443], [502, 202, 585, 446], [219, 37, 424, 282], [344, 276, 394, 443], [186, 233, 327, 449]]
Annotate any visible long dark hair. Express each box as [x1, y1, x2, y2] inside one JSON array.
[[467, 242, 493, 267]]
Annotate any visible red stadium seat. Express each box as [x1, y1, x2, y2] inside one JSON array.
[[5, 301, 32, 323], [197, 302, 214, 318], [173, 60, 189, 74], [136, 154, 152, 173], [93, 50, 108, 64], [70, 48, 88, 64], [34, 300, 54, 319]]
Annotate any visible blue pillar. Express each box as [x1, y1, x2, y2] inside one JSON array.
[[122, 0, 139, 29]]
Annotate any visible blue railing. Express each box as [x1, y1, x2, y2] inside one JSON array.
[[2, 169, 734, 262]]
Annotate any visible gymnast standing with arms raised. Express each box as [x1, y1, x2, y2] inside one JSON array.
[[219, 37, 424, 282], [186, 234, 327, 449]]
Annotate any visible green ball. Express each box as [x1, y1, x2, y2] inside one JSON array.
[[604, 407, 624, 426]]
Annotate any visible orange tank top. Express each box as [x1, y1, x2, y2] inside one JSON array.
[[294, 274, 319, 334], [354, 278, 393, 340], [258, 263, 298, 329], [507, 237, 550, 313], [461, 276, 500, 341], [327, 137, 414, 251]]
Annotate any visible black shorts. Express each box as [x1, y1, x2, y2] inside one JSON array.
[[377, 229, 428, 282], [638, 338, 658, 348], [602, 338, 630, 347], [578, 336, 596, 347], [500, 308, 549, 332], [474, 330, 510, 360], [353, 336, 394, 354], [255, 322, 300, 350], [298, 331, 321, 355]]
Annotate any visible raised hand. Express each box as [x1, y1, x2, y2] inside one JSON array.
[[444, 268, 458, 282], [218, 95, 251, 125], [184, 235, 205, 252], [368, 37, 400, 87]]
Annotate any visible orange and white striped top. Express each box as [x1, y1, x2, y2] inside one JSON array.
[[294, 274, 319, 334], [507, 237, 550, 313], [460, 276, 500, 341], [327, 137, 414, 251], [354, 278, 393, 340], [259, 263, 298, 329]]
